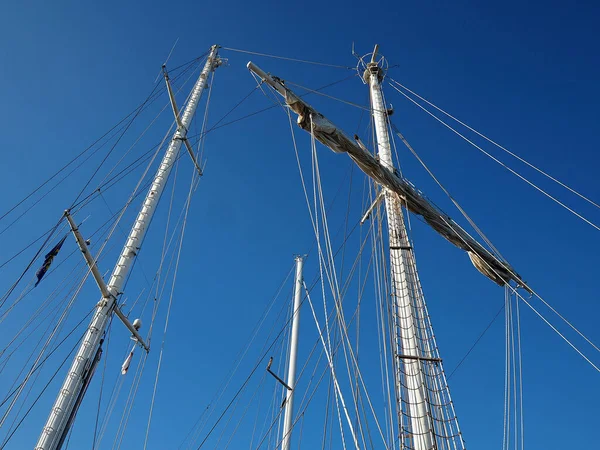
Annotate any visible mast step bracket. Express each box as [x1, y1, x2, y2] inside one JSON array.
[[396, 354, 442, 363], [390, 245, 412, 251]]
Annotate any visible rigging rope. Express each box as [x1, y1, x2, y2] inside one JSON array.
[[389, 78, 600, 211], [222, 47, 354, 70], [388, 82, 600, 234], [143, 157, 199, 449]]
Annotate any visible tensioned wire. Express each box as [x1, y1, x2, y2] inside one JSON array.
[[0, 56, 203, 319], [387, 81, 600, 234], [97, 153, 189, 448], [287, 102, 392, 447], [0, 68, 357, 284], [309, 115, 386, 449], [0, 312, 94, 447], [7, 118, 190, 448], [0, 55, 355, 302], [0, 202, 163, 445], [389, 78, 600, 211], [0, 195, 156, 378], [281, 86, 393, 447], [221, 47, 355, 70], [189, 216, 378, 450], [0, 53, 206, 234], [388, 115, 600, 361], [427, 192, 600, 374], [185, 172, 380, 449], [0, 50, 209, 446], [106, 64, 220, 445], [272, 65, 536, 448], [142, 112, 204, 450]]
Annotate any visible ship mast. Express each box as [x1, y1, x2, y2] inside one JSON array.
[[363, 45, 435, 450], [249, 48, 466, 449], [35, 45, 221, 450], [281, 255, 304, 450]]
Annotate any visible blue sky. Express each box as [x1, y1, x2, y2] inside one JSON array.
[[1, 1, 600, 449]]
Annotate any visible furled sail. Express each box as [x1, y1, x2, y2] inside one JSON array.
[[280, 81, 527, 289]]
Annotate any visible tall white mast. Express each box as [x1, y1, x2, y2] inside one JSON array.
[[364, 46, 434, 450], [35, 45, 221, 450], [248, 52, 466, 450], [281, 255, 304, 450]]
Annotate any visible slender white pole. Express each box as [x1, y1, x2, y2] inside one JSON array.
[[35, 45, 220, 450], [281, 255, 304, 450], [364, 48, 434, 450]]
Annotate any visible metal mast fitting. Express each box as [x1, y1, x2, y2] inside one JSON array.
[[363, 45, 435, 450], [35, 45, 221, 450]]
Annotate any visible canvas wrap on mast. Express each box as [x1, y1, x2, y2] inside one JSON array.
[[248, 62, 527, 289]]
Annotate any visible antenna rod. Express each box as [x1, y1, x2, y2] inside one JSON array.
[[35, 45, 221, 450], [281, 255, 304, 450]]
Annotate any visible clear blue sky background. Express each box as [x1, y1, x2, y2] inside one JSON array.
[[1, 1, 600, 449]]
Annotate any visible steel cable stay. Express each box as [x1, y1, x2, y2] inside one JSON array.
[[308, 118, 392, 449], [0, 61, 204, 324], [388, 78, 600, 212], [65, 72, 357, 222], [92, 314, 112, 450], [279, 108, 388, 448], [308, 116, 357, 450], [222, 46, 354, 70], [502, 286, 524, 450], [189, 219, 374, 450], [0, 175, 160, 331], [0, 259, 91, 433], [211, 217, 378, 448], [0, 259, 89, 378], [284, 98, 397, 447], [178, 70, 396, 446], [178, 266, 296, 449], [0, 322, 90, 448], [142, 157, 198, 449], [108, 161, 200, 449], [0, 220, 135, 380], [4, 129, 192, 446], [188, 230, 374, 450], [0, 68, 356, 311], [0, 262, 89, 419], [426, 204, 600, 375], [386, 120, 600, 361], [96, 166, 186, 449], [0, 56, 203, 235], [0, 298, 96, 442], [73, 55, 204, 215], [70, 55, 207, 209], [387, 82, 600, 234], [0, 306, 94, 421]]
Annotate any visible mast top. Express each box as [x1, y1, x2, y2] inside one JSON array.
[[358, 44, 388, 84]]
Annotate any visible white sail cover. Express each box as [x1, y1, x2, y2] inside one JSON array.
[[283, 90, 527, 289]]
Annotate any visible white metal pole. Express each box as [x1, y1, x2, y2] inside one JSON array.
[[35, 45, 220, 450], [364, 48, 434, 450], [281, 255, 304, 450]]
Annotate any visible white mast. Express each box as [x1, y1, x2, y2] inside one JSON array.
[[35, 45, 221, 450], [364, 46, 434, 450], [281, 255, 304, 450]]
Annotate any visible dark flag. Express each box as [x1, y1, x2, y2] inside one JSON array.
[[35, 236, 67, 287]]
